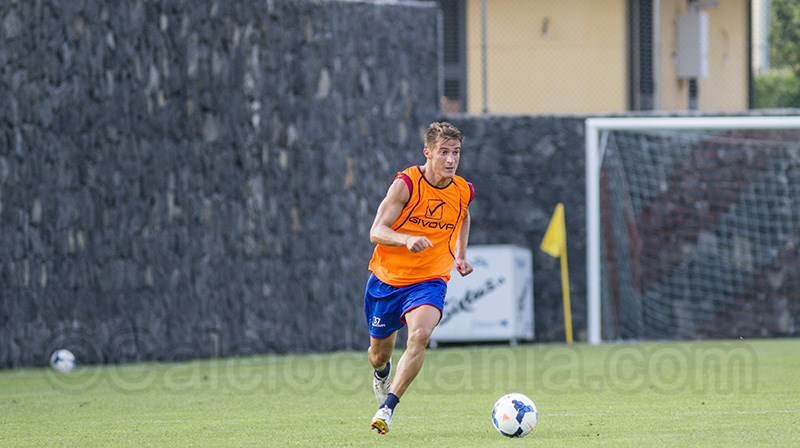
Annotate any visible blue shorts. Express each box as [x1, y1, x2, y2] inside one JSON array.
[[363, 273, 447, 339]]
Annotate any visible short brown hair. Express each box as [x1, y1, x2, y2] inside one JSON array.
[[424, 121, 462, 149]]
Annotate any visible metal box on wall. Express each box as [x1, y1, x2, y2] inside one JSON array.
[[677, 10, 709, 79]]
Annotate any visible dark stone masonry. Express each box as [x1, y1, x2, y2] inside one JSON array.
[[1, 0, 445, 368]]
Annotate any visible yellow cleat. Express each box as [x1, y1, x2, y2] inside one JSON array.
[[370, 406, 393, 434]]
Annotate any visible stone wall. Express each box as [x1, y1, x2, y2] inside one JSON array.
[[0, 0, 441, 368]]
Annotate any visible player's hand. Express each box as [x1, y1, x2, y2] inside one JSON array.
[[406, 235, 433, 253], [455, 258, 473, 276]]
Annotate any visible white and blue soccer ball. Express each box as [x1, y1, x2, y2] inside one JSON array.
[[49, 349, 76, 373], [491, 392, 538, 438]]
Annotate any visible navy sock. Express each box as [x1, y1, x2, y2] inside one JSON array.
[[381, 393, 400, 411], [374, 360, 391, 379]]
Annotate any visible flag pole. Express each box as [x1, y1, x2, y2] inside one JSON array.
[[560, 233, 573, 344], [540, 203, 573, 344]]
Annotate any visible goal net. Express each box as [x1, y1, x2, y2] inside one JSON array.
[[586, 117, 800, 343]]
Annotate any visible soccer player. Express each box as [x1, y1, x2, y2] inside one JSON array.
[[364, 121, 474, 434]]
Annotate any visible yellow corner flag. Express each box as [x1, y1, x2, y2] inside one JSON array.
[[540, 203, 566, 257], [540, 203, 573, 344]]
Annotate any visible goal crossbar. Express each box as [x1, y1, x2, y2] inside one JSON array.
[[585, 115, 800, 345]]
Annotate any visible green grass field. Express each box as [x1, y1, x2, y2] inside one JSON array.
[[1, 338, 798, 447]]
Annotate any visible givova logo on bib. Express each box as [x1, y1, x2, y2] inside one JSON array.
[[409, 199, 455, 230], [425, 199, 446, 220]]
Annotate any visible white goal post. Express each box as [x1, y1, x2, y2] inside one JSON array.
[[585, 116, 800, 345]]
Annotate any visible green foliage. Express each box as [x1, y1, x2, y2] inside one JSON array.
[[754, 68, 800, 108], [769, 0, 800, 73], [761, 0, 800, 108], [1, 339, 799, 447]]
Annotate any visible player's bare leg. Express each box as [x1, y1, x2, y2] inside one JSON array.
[[389, 305, 440, 398], [368, 332, 396, 371], [368, 333, 396, 403], [371, 306, 439, 434]]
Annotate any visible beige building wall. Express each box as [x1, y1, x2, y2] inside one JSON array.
[[466, 0, 627, 114], [466, 0, 749, 114], [659, 0, 749, 111], [700, 0, 749, 110]]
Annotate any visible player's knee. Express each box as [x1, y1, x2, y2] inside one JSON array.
[[408, 327, 433, 347], [369, 348, 391, 367]]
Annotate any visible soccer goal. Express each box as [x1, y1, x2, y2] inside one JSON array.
[[585, 116, 800, 345]]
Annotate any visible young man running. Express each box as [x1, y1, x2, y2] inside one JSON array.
[[364, 121, 474, 434]]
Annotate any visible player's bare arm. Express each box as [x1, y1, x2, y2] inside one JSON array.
[[369, 179, 433, 253], [454, 210, 473, 276]]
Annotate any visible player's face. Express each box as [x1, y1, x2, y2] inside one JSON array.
[[426, 138, 461, 180]]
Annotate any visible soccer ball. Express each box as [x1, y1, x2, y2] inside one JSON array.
[[491, 393, 538, 438], [49, 349, 76, 373]]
